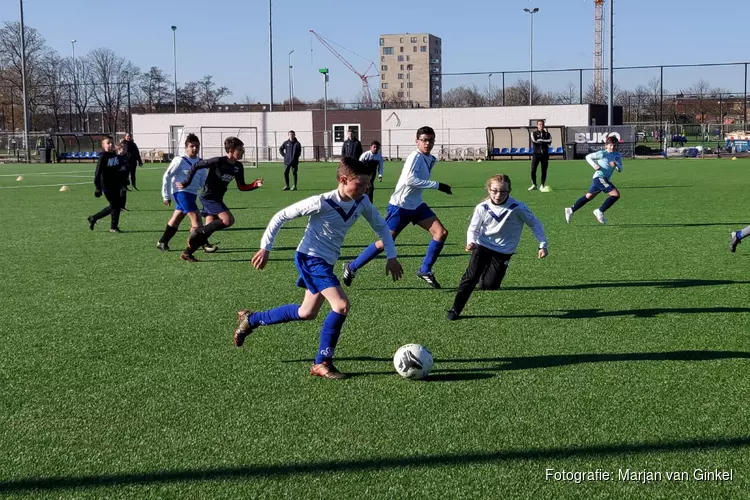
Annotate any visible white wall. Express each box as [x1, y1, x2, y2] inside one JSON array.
[[132, 111, 312, 161], [380, 105, 590, 156]]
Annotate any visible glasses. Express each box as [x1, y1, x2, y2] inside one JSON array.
[[417, 137, 435, 143], [489, 189, 509, 195]]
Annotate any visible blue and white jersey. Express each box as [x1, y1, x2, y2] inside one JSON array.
[[388, 150, 439, 210], [467, 196, 547, 254], [161, 155, 206, 201], [260, 189, 397, 266], [586, 150, 623, 180], [359, 150, 384, 177]]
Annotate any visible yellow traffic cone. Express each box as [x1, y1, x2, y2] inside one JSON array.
[[59, 185, 70, 192], [16, 176, 23, 181]]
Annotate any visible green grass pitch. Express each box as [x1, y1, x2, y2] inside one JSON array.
[[0, 157, 749, 498]]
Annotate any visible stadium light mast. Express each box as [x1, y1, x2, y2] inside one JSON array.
[[171, 25, 177, 113], [523, 7, 539, 106], [269, 0, 273, 112], [319, 67, 329, 161], [19, 0, 30, 162], [607, 0, 614, 126], [288, 49, 295, 111]]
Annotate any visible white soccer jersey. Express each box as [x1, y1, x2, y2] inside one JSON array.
[[467, 196, 547, 254], [359, 150, 384, 177], [161, 155, 206, 201], [260, 189, 397, 266], [388, 150, 439, 210]]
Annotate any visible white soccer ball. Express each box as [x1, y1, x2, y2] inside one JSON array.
[[393, 343, 434, 380]]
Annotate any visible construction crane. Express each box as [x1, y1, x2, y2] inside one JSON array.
[[593, 0, 605, 102], [309, 30, 378, 108]]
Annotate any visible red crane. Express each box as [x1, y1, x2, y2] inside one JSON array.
[[309, 30, 378, 108]]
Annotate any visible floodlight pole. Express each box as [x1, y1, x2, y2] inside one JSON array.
[[171, 26, 177, 113], [523, 7, 539, 106], [288, 49, 295, 110], [320, 68, 329, 161], [19, 0, 31, 162], [607, 0, 614, 126], [269, 0, 274, 112]]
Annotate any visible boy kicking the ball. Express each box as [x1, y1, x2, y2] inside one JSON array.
[[175, 137, 263, 262], [564, 135, 623, 225], [234, 157, 403, 380]]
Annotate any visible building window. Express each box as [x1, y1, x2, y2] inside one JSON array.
[[430, 58, 440, 64], [399, 46, 404, 53], [420, 46, 427, 52], [381, 56, 385, 62], [423, 36, 427, 43], [398, 92, 404, 98], [407, 64, 413, 70], [406, 55, 410, 61], [397, 55, 404, 61], [381, 65, 388, 71], [406, 73, 410, 80], [407, 82, 413, 88], [382, 73, 387, 80], [400, 83, 404, 88], [381, 92, 386, 98], [398, 73, 404, 79], [383, 47, 394, 55], [413, 46, 417, 52], [410, 37, 417, 43], [382, 83, 388, 89], [379, 38, 384, 46], [399, 37, 403, 43], [432, 75, 439, 81]]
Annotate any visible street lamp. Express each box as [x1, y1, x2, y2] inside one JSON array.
[[319, 67, 329, 161], [488, 73, 493, 98], [19, 0, 30, 162], [288, 49, 295, 111], [171, 25, 177, 113], [523, 7, 539, 106]]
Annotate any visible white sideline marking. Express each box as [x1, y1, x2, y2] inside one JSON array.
[[0, 166, 166, 177], [0, 181, 91, 189]]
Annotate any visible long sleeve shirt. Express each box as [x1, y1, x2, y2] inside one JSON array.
[[279, 139, 302, 166], [467, 196, 547, 254], [531, 130, 553, 155], [93, 151, 128, 192], [161, 155, 206, 201], [182, 156, 259, 201], [260, 189, 397, 266], [359, 150, 384, 177], [586, 150, 623, 179], [388, 150, 439, 210]]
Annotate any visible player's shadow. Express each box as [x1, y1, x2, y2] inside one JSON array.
[[284, 350, 750, 377], [611, 222, 746, 228], [502, 278, 750, 291], [2, 435, 749, 493], [475, 306, 750, 320]]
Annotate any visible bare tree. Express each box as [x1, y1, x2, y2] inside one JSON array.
[[196, 75, 231, 111], [442, 85, 487, 108], [552, 82, 580, 104], [503, 80, 549, 106], [177, 81, 200, 112], [39, 51, 69, 131], [87, 47, 138, 132], [64, 56, 96, 131], [138, 66, 172, 112]]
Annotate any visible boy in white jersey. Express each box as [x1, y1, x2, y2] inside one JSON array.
[[156, 133, 216, 252], [343, 126, 453, 289], [359, 140, 384, 203], [447, 174, 548, 320], [564, 135, 623, 225], [234, 157, 403, 380]]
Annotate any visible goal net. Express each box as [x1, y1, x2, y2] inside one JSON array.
[[187, 126, 259, 167]]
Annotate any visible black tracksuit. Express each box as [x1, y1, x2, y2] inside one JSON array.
[[530, 129, 552, 186], [341, 138, 363, 160], [123, 140, 143, 188], [279, 139, 302, 188], [91, 151, 130, 229]]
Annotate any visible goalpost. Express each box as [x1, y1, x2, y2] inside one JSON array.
[[197, 126, 259, 167]]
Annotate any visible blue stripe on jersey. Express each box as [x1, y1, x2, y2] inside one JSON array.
[[324, 198, 362, 222], [483, 203, 517, 224]]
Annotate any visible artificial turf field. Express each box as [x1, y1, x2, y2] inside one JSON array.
[[1, 157, 749, 498]]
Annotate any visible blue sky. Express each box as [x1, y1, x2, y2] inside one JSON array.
[[5, 0, 750, 103]]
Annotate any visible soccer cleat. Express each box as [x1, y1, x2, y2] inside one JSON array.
[[156, 242, 169, 252], [186, 230, 204, 252], [416, 271, 441, 289], [540, 185, 552, 193], [180, 252, 199, 262], [310, 361, 348, 380], [121, 207, 130, 212], [342, 262, 356, 287], [233, 309, 254, 347], [593, 209, 607, 224], [446, 309, 459, 321], [729, 232, 741, 253], [564, 207, 573, 224], [202, 243, 219, 253], [88, 216, 96, 231], [528, 184, 537, 191], [291, 185, 297, 191], [282, 186, 290, 191], [109, 228, 122, 233]]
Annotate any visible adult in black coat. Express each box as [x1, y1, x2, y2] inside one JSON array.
[[341, 128, 363, 160], [123, 132, 143, 190], [279, 130, 302, 190]]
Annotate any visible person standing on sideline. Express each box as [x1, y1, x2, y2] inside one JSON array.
[[123, 132, 143, 190], [280, 130, 302, 191], [88, 136, 130, 233], [341, 128, 363, 160], [529, 120, 553, 192]]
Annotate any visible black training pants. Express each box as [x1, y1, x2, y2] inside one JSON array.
[[284, 163, 298, 187], [451, 245, 512, 314], [530, 154, 549, 186], [92, 189, 127, 229]]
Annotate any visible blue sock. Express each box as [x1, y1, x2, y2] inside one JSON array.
[[599, 195, 620, 213], [315, 311, 347, 364], [350, 242, 383, 272], [737, 231, 744, 241], [571, 196, 590, 212], [249, 304, 301, 327], [420, 239, 445, 274]]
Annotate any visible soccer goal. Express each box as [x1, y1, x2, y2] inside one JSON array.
[[197, 126, 259, 167]]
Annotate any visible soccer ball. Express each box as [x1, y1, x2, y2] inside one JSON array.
[[393, 344, 434, 380]]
